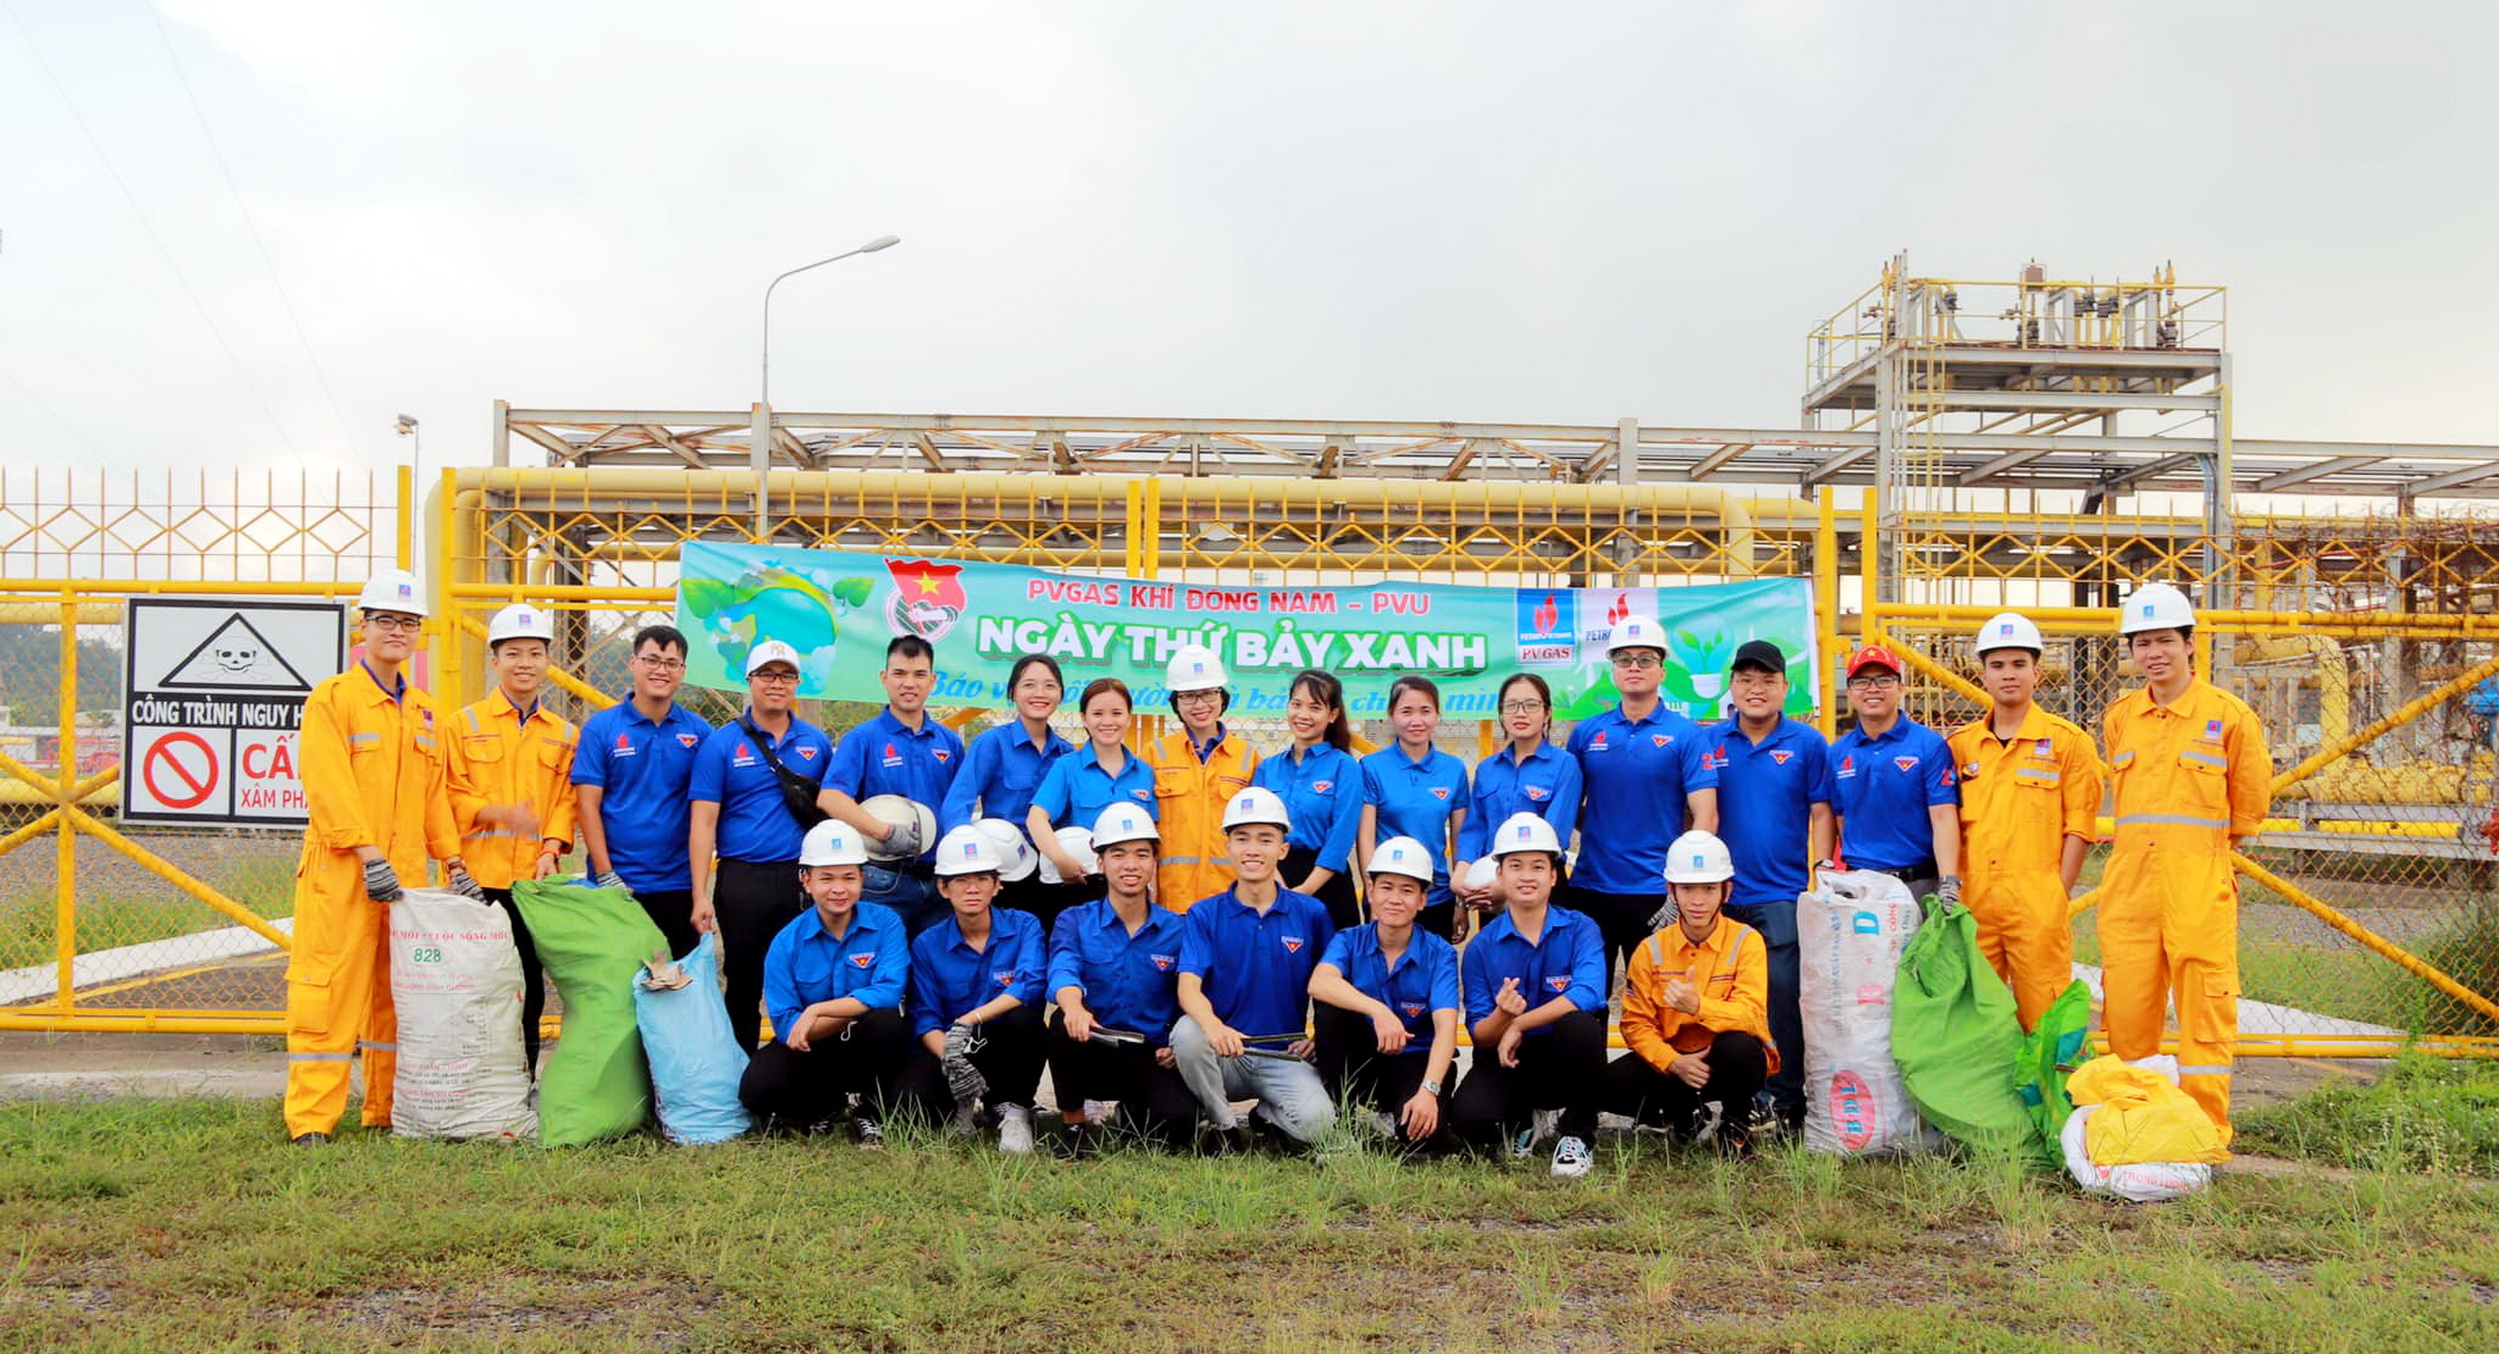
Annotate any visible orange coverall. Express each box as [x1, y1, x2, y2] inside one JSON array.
[[284, 665, 458, 1137], [443, 695, 578, 888], [2100, 676, 2269, 1145], [1146, 728, 1257, 912], [1620, 913, 1779, 1077], [1946, 706, 2105, 1030]]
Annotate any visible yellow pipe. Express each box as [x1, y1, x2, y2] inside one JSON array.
[[0, 580, 357, 597], [65, 806, 292, 951], [396, 463, 413, 571], [1873, 601, 2497, 637], [56, 596, 77, 1007], [452, 614, 606, 709], [2239, 634, 2349, 748], [2273, 649, 2499, 795], [435, 465, 464, 709], [0, 808, 61, 858], [1858, 489, 1878, 634], [2231, 850, 2499, 1026], [0, 1012, 287, 1034], [1815, 486, 1840, 736], [1870, 625, 1988, 706], [0, 601, 118, 624]]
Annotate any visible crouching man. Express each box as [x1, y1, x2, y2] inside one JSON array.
[[1604, 830, 1774, 1156], [1308, 835, 1463, 1154], [739, 820, 913, 1145]]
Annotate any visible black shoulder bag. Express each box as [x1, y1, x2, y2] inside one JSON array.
[[742, 718, 829, 830]]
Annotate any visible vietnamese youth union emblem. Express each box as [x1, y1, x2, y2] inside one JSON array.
[[883, 558, 969, 642]]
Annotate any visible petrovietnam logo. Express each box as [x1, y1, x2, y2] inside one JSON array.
[[1514, 589, 1576, 667]]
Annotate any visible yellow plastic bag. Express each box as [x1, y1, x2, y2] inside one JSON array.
[[2066, 1056, 2228, 1166]]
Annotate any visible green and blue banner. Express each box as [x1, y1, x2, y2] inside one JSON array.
[[675, 542, 1817, 720]]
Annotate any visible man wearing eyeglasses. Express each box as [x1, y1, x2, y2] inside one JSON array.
[[1827, 644, 1961, 908], [571, 624, 714, 961], [1563, 613, 1719, 995]]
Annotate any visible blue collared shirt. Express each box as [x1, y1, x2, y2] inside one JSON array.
[[763, 900, 908, 1037], [1252, 742, 1363, 872], [1707, 716, 1835, 909], [1175, 886, 1336, 1040], [688, 711, 835, 864], [939, 721, 1074, 838], [1029, 745, 1159, 831], [1566, 704, 1717, 894], [1318, 923, 1461, 1052], [1458, 739, 1582, 860], [1047, 900, 1188, 1043], [1358, 744, 1468, 903], [1830, 715, 1958, 872], [825, 709, 965, 864], [571, 700, 713, 893], [1461, 904, 1606, 1034], [907, 907, 1048, 1037]]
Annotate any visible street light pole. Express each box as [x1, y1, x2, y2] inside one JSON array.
[[755, 234, 900, 537]]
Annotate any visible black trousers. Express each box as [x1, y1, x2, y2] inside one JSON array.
[[1282, 844, 1363, 932], [1602, 1030, 1770, 1138], [1041, 1009, 1201, 1148], [712, 858, 804, 1054], [1560, 883, 1666, 998], [633, 887, 702, 964], [998, 874, 1088, 936], [478, 888, 545, 1077], [1447, 1008, 1608, 1149], [1312, 1004, 1458, 1154], [737, 1008, 914, 1127], [894, 1003, 1048, 1123]]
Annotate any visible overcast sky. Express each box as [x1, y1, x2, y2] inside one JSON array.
[[2, 1, 2492, 480]]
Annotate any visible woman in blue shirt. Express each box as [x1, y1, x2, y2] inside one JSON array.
[[1456, 673, 1582, 921], [1028, 678, 1156, 907], [944, 653, 1074, 925], [1357, 676, 1471, 941], [1251, 669, 1364, 930]]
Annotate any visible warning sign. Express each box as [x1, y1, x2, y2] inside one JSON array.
[[122, 599, 345, 825]]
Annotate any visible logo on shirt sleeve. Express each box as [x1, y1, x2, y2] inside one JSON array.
[[1702, 748, 1729, 770]]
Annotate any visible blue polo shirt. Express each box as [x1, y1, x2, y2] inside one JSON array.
[[1460, 905, 1606, 1035], [1252, 743, 1362, 872], [570, 700, 713, 892], [688, 711, 835, 864], [1358, 745, 1468, 903], [907, 907, 1048, 1037], [1047, 900, 1187, 1043], [1566, 704, 1717, 894], [939, 721, 1074, 838], [1175, 886, 1335, 1040], [763, 900, 908, 1038], [825, 709, 965, 865], [1830, 715, 1958, 872], [1318, 923, 1461, 1052], [1029, 745, 1158, 831], [1708, 716, 1835, 911], [1458, 740, 1582, 860]]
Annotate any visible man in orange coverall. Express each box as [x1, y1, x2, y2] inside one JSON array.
[[283, 569, 462, 1145]]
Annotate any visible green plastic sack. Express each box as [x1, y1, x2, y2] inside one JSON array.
[[513, 878, 665, 1145], [1891, 896, 2039, 1160], [2017, 980, 2095, 1153]]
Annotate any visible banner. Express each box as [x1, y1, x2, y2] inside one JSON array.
[[676, 542, 1817, 721]]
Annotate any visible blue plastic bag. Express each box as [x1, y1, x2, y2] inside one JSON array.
[[632, 934, 753, 1145]]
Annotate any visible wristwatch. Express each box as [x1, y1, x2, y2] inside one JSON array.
[[1420, 1078, 1443, 1096]]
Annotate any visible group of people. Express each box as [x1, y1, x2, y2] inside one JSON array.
[[283, 569, 2268, 1175]]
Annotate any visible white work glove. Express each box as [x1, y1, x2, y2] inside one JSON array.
[[884, 817, 925, 857], [1936, 876, 1962, 907], [941, 1021, 988, 1107]]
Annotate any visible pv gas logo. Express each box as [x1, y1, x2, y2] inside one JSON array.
[[1514, 589, 1576, 667]]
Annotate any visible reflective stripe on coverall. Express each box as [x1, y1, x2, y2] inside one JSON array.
[[1622, 916, 1779, 1077], [444, 697, 579, 888], [284, 666, 458, 1137], [2100, 676, 2268, 1146], [1146, 730, 1257, 913], [1946, 706, 2104, 1031]]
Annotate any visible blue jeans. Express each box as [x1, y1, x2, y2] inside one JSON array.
[[1169, 1018, 1338, 1144], [861, 865, 943, 938], [1726, 898, 1802, 1121]]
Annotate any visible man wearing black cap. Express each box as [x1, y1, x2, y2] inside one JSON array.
[[1700, 639, 1832, 1132]]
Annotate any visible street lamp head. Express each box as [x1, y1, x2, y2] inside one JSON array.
[[860, 234, 901, 253], [394, 415, 419, 436]]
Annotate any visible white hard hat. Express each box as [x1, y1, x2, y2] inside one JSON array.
[[1974, 611, 2045, 657], [933, 824, 1006, 878], [745, 639, 802, 676], [1606, 613, 1668, 656], [1461, 856, 1499, 893], [1219, 785, 1291, 834], [1165, 643, 1229, 694], [799, 819, 870, 868], [859, 795, 938, 862], [486, 603, 555, 647], [1490, 811, 1562, 858], [356, 569, 427, 618], [2119, 583, 2196, 636], [1368, 835, 1437, 884], [1092, 801, 1158, 849], [972, 818, 1038, 882], [1040, 825, 1102, 884], [1663, 829, 1735, 885]]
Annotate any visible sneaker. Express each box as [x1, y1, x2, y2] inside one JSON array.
[[289, 1131, 330, 1148], [852, 1116, 885, 1149], [1049, 1123, 1091, 1160], [997, 1105, 1034, 1155], [948, 1104, 981, 1138], [1550, 1135, 1593, 1179], [1510, 1108, 1559, 1159]]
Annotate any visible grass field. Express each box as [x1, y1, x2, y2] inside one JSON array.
[[3, 1094, 2494, 1352]]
